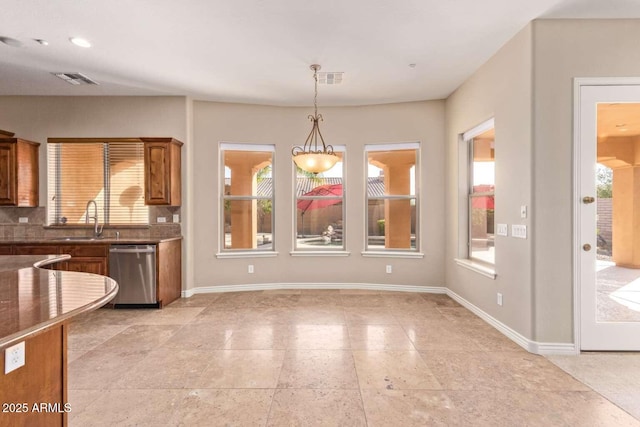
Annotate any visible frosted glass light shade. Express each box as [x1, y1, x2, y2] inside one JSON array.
[[293, 152, 339, 174]]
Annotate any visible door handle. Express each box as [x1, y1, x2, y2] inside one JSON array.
[[583, 243, 592, 251], [582, 196, 595, 204]]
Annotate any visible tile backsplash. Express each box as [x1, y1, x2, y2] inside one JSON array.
[[0, 206, 182, 241]]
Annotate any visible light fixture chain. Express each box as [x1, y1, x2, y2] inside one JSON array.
[[313, 67, 318, 118]]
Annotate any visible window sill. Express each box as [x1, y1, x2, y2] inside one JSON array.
[[290, 251, 351, 257], [454, 258, 496, 279], [216, 251, 279, 259], [361, 251, 424, 259]]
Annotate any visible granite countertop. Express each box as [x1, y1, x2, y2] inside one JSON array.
[[2, 236, 183, 244], [0, 255, 118, 349]]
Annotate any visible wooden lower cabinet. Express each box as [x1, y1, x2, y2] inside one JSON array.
[[13, 245, 59, 256], [58, 258, 106, 275], [0, 324, 68, 427], [2, 240, 182, 307], [157, 239, 182, 307], [57, 244, 108, 276]]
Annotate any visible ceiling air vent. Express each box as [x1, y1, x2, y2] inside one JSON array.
[[317, 71, 343, 85], [52, 72, 99, 85]]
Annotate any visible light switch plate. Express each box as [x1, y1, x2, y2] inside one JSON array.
[[172, 214, 180, 223], [496, 223, 508, 236], [512, 224, 527, 239]]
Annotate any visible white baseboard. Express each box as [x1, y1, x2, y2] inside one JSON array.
[[180, 283, 575, 355], [445, 289, 576, 355], [183, 283, 446, 297]]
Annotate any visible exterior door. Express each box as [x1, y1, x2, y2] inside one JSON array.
[[579, 82, 640, 350]]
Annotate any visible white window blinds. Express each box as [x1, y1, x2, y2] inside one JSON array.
[[47, 142, 149, 225]]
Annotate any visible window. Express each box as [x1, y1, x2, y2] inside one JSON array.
[[365, 143, 419, 251], [466, 122, 495, 265], [220, 143, 274, 251], [47, 141, 148, 225], [295, 148, 345, 251]]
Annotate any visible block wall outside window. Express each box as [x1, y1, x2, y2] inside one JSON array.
[[365, 143, 419, 252], [220, 143, 275, 251], [294, 149, 345, 251], [47, 142, 148, 225], [465, 121, 495, 265]]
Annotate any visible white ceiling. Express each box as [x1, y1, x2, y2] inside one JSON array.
[[1, 0, 640, 106]]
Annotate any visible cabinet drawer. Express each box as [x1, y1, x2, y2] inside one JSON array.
[[61, 258, 107, 276], [0, 245, 13, 255], [58, 244, 108, 258], [14, 245, 59, 255]]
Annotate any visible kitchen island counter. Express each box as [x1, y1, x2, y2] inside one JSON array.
[[0, 255, 118, 427], [0, 255, 118, 349]]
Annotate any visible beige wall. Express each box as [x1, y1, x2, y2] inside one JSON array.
[[192, 101, 445, 289], [0, 96, 188, 206], [532, 19, 640, 342], [446, 19, 640, 345], [445, 26, 534, 338]]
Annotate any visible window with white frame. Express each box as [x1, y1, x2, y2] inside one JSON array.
[[295, 147, 345, 250], [465, 121, 495, 265], [47, 141, 148, 225], [365, 143, 419, 251], [220, 143, 274, 251]]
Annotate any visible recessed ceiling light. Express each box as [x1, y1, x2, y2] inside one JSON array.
[[69, 37, 91, 48], [34, 39, 49, 46], [409, 63, 417, 68]]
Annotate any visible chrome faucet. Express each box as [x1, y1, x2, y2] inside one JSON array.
[[85, 200, 104, 238]]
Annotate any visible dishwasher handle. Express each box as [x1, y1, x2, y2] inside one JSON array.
[[109, 246, 156, 254]]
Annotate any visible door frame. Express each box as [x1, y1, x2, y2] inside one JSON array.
[[573, 77, 640, 352]]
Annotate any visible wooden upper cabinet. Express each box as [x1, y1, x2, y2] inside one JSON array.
[[0, 131, 40, 207], [143, 138, 182, 206]]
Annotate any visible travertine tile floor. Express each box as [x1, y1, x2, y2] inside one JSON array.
[[548, 352, 640, 422], [67, 290, 640, 426]]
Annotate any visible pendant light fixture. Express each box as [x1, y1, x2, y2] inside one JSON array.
[[292, 64, 339, 174]]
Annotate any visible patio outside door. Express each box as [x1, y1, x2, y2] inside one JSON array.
[[578, 82, 640, 350]]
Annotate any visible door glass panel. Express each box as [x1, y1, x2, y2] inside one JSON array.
[[596, 103, 640, 323]]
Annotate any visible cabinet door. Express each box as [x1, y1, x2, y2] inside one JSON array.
[[145, 142, 170, 205], [62, 258, 107, 276], [0, 142, 16, 205]]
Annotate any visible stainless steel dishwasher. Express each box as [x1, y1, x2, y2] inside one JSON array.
[[108, 244, 158, 308]]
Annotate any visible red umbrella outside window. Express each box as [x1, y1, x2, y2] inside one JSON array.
[[471, 185, 495, 209], [297, 184, 343, 237]]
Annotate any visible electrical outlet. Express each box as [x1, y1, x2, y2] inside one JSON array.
[[157, 217, 167, 223], [5, 341, 25, 374], [386, 265, 392, 274], [248, 265, 254, 274], [18, 217, 28, 224], [497, 293, 503, 306], [172, 214, 180, 223]]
